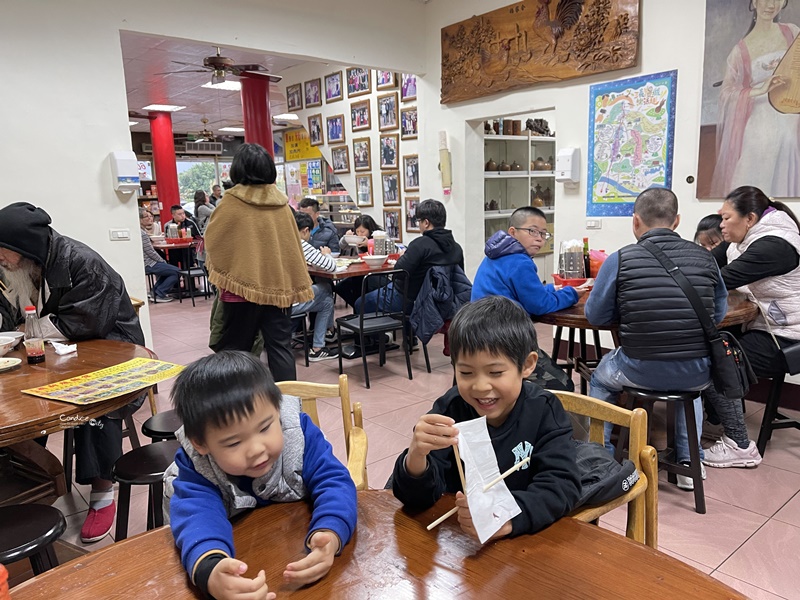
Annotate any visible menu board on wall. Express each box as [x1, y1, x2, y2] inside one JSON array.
[[286, 163, 302, 204], [307, 159, 323, 195], [285, 129, 322, 162]]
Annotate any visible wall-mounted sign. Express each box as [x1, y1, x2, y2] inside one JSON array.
[[284, 129, 322, 162]]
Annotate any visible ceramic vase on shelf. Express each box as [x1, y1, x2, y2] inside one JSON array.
[[511, 160, 523, 171], [485, 157, 497, 171], [498, 160, 511, 172], [544, 156, 553, 171], [533, 157, 546, 171], [489, 199, 498, 210]]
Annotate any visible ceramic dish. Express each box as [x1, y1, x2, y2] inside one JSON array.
[[0, 336, 16, 357], [0, 331, 24, 348], [0, 357, 22, 373], [342, 235, 367, 246], [363, 254, 388, 268]]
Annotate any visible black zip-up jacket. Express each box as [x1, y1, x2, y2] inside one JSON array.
[[392, 381, 581, 536], [395, 228, 464, 302]]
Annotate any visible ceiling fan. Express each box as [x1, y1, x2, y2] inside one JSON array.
[[157, 46, 282, 84], [175, 118, 216, 142]]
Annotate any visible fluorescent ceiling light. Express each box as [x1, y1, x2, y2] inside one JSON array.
[[202, 80, 242, 91], [128, 121, 139, 126], [141, 104, 186, 112], [219, 127, 245, 132], [273, 113, 299, 121]]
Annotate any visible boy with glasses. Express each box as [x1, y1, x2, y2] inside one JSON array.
[[471, 207, 585, 391]]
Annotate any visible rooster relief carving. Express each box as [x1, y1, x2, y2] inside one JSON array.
[[534, 0, 585, 55], [476, 38, 512, 86]]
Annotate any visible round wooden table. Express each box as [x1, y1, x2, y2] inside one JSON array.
[[0, 339, 157, 447], [9, 491, 744, 599]]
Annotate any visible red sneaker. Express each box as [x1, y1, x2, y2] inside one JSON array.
[[80, 501, 115, 543]]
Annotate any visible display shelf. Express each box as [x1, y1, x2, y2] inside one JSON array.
[[484, 171, 555, 178], [484, 134, 557, 143], [317, 193, 360, 228]]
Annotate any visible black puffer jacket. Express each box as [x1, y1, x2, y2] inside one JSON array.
[[617, 228, 718, 360], [396, 228, 464, 302]]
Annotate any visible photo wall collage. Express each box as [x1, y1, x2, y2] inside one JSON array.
[[287, 69, 419, 241]]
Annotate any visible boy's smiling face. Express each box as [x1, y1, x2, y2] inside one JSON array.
[[191, 396, 284, 478], [455, 350, 537, 427]]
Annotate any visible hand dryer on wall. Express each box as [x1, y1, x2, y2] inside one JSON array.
[[555, 147, 580, 183], [109, 150, 140, 195]]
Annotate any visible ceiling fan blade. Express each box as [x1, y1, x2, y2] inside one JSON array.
[[156, 69, 210, 75], [237, 70, 282, 83], [172, 60, 207, 68]]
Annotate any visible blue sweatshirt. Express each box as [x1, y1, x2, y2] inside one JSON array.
[[169, 413, 357, 583], [472, 230, 578, 315]]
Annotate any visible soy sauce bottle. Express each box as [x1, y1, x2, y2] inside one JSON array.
[[24, 305, 46, 364]]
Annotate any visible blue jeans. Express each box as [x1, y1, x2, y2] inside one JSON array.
[[354, 282, 405, 314], [292, 283, 334, 349], [146, 261, 181, 299], [589, 348, 706, 464]]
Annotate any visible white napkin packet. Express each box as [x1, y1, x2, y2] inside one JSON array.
[[52, 341, 77, 355]]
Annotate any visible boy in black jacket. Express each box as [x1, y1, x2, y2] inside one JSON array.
[[392, 296, 581, 539]]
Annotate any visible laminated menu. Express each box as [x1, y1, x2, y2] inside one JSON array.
[[21, 358, 184, 405]]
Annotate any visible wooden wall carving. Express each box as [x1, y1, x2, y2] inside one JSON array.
[[440, 0, 640, 104]]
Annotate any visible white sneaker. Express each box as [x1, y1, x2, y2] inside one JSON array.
[[676, 463, 707, 491], [702, 435, 762, 468]]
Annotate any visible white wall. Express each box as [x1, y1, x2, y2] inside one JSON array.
[[1, 0, 427, 346]]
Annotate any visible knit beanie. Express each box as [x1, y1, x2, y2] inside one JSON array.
[[0, 202, 52, 266]]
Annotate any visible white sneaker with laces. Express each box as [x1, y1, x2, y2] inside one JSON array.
[[676, 463, 707, 491], [702, 435, 762, 468]]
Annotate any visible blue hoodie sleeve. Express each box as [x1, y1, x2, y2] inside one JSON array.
[[300, 414, 358, 552], [584, 251, 619, 325], [169, 449, 235, 583], [508, 256, 578, 316]]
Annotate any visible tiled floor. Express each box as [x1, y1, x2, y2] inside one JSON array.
[[49, 295, 800, 599]]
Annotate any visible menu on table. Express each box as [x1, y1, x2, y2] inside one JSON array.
[[22, 358, 184, 405]]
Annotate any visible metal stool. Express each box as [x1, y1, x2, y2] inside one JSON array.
[[0, 504, 66, 575], [621, 387, 706, 514], [757, 373, 800, 457], [141, 410, 182, 442], [112, 440, 180, 541]]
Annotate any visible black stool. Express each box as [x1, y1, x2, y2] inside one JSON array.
[[177, 267, 209, 307], [291, 311, 310, 367], [757, 373, 800, 457], [0, 504, 66, 575], [142, 410, 182, 442], [621, 387, 706, 514], [553, 326, 605, 394], [112, 440, 180, 541]]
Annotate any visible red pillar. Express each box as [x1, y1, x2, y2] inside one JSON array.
[[149, 111, 181, 215], [240, 75, 273, 156]]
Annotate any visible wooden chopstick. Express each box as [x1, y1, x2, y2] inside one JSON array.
[[427, 454, 531, 531], [482, 457, 530, 492], [427, 440, 467, 531]]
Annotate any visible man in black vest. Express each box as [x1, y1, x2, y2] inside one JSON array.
[[584, 188, 732, 490]]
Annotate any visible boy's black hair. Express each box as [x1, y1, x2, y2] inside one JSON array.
[[171, 351, 282, 443], [298, 197, 320, 212], [416, 199, 447, 228], [449, 296, 538, 370], [294, 211, 314, 231]]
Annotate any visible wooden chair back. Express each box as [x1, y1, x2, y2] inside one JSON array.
[[277, 375, 368, 490], [130, 297, 158, 416], [555, 391, 658, 549]]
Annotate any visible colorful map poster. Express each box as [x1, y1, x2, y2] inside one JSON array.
[[587, 70, 677, 217], [22, 358, 184, 405]]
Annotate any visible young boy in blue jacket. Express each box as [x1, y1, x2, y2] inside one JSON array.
[[163, 351, 357, 600], [392, 296, 581, 539]]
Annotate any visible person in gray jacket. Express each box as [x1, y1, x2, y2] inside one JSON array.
[[298, 197, 339, 250]]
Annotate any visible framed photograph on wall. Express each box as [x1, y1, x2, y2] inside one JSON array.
[[350, 99, 371, 131], [346, 67, 371, 97], [379, 134, 399, 170], [331, 145, 350, 174], [308, 114, 324, 146], [383, 208, 402, 243], [403, 154, 419, 191], [324, 71, 343, 103], [400, 107, 417, 140], [326, 114, 345, 144], [401, 73, 417, 102], [375, 70, 397, 90], [405, 196, 420, 233], [377, 92, 399, 131], [286, 83, 303, 111], [353, 137, 371, 171], [381, 171, 400, 206], [304, 78, 322, 108], [355, 173, 373, 207]]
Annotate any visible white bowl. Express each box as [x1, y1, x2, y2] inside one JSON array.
[[149, 235, 166, 243], [0, 336, 16, 357], [342, 235, 367, 246], [0, 331, 24, 347], [363, 254, 388, 268]]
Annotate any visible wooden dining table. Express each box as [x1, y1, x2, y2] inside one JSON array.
[[0, 339, 157, 447], [308, 258, 397, 281], [9, 490, 744, 599]]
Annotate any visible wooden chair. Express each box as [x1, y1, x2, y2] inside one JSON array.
[[130, 296, 158, 416], [277, 375, 368, 490], [555, 391, 659, 550]]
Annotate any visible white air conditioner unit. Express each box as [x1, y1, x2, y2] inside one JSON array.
[[142, 142, 191, 154], [142, 143, 153, 153], [185, 141, 223, 155]]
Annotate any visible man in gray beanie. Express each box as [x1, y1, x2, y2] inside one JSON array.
[[0, 202, 145, 544]]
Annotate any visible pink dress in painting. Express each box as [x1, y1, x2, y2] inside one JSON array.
[[711, 23, 800, 198]]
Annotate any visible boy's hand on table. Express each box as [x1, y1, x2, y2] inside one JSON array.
[[208, 558, 275, 600], [283, 530, 338, 585], [405, 414, 458, 476], [454, 491, 513, 542]]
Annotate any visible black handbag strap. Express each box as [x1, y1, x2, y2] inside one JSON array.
[[640, 240, 720, 342]]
